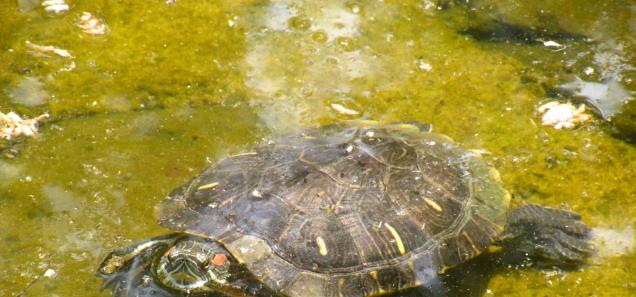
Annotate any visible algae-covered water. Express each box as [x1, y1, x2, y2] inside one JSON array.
[[1, 0, 635, 296]]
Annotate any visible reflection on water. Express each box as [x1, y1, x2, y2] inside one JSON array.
[[560, 77, 631, 119], [243, 1, 425, 132], [243, 0, 367, 131]]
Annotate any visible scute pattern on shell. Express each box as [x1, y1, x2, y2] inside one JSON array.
[[158, 123, 509, 296]]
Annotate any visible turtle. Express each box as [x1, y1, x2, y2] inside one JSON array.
[[98, 121, 592, 297]]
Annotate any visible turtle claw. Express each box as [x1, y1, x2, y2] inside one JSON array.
[[531, 228, 593, 265], [498, 204, 593, 268]]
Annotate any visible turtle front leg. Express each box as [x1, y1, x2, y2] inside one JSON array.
[[98, 233, 184, 297], [99, 233, 182, 275], [496, 204, 593, 267]]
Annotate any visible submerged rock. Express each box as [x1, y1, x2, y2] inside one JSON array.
[[608, 99, 636, 143]]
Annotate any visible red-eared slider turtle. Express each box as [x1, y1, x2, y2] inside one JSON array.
[[98, 122, 591, 297]]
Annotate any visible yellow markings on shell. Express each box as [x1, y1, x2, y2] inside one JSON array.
[[298, 151, 318, 165], [408, 260, 423, 286], [357, 120, 379, 127], [462, 231, 481, 255], [423, 197, 443, 213], [231, 152, 257, 157], [503, 190, 512, 205], [316, 236, 328, 256], [408, 260, 415, 270], [197, 182, 219, 191], [488, 167, 502, 182], [369, 270, 384, 293], [384, 223, 406, 255], [391, 123, 421, 133], [487, 245, 503, 253]]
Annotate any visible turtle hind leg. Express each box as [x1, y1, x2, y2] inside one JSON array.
[[496, 204, 593, 268]]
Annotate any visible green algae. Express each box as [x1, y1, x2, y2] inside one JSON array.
[[1, 0, 635, 296], [1, 0, 251, 116], [0, 104, 263, 296]]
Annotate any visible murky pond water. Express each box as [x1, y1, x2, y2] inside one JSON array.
[[1, 0, 635, 296]]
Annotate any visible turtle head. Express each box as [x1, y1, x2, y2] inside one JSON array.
[[156, 237, 232, 293]]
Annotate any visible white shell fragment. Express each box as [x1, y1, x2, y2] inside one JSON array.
[[330, 103, 359, 115], [542, 40, 563, 48], [416, 59, 433, 71], [77, 12, 108, 35], [43, 268, 57, 278], [537, 101, 592, 129], [41, 0, 69, 13], [25, 41, 73, 58], [537, 39, 566, 51], [0, 112, 49, 140]]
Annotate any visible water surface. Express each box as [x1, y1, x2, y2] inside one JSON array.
[[0, 0, 635, 296]]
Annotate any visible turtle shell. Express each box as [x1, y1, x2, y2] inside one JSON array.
[[157, 123, 510, 297]]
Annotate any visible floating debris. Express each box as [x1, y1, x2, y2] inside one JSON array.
[[41, 0, 69, 13], [537, 101, 592, 129], [0, 112, 49, 140], [330, 103, 359, 115], [26, 41, 73, 58], [77, 12, 108, 35]]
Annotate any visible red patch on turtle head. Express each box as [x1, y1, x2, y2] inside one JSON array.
[[211, 253, 228, 267]]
